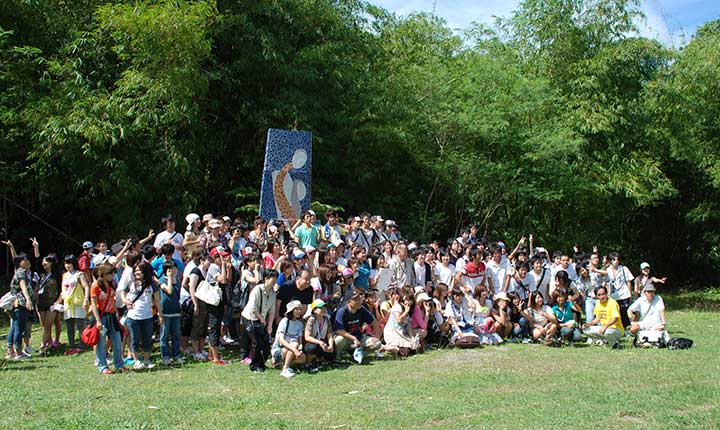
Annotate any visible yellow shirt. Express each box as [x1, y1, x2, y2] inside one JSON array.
[[593, 298, 624, 334]]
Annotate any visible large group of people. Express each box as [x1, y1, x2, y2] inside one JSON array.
[[2, 209, 671, 377]]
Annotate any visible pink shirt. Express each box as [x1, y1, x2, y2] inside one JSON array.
[[411, 305, 427, 330]]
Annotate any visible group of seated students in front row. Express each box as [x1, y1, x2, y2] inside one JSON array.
[[2, 209, 670, 377]]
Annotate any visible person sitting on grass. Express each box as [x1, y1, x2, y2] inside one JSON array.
[[272, 300, 307, 378], [333, 289, 387, 363], [303, 299, 335, 365], [627, 284, 669, 347], [491, 292, 513, 340], [581, 285, 624, 349], [444, 287, 479, 346], [523, 291, 558, 346], [508, 293, 530, 343], [551, 292, 581, 344], [383, 291, 420, 356]]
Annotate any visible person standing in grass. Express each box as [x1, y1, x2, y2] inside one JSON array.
[[4, 252, 34, 360], [582, 285, 624, 349], [61, 254, 90, 355], [90, 264, 125, 374], [241, 269, 278, 373], [158, 261, 184, 365], [121, 262, 158, 369]]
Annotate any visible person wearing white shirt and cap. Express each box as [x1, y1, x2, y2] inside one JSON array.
[[627, 283, 669, 346]]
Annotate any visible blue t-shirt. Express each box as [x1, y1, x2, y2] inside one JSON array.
[[333, 304, 375, 337], [151, 255, 185, 279], [158, 275, 181, 316], [355, 262, 371, 290]]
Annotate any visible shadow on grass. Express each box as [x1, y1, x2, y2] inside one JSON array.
[[0, 363, 59, 371], [664, 291, 720, 312]]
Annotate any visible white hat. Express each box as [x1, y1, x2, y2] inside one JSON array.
[[640, 262, 650, 270], [493, 292, 509, 302], [208, 219, 222, 229], [185, 213, 200, 231], [415, 292, 432, 304], [285, 300, 303, 316]]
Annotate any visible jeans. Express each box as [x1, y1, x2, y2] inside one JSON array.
[[559, 326, 581, 341], [66, 317, 85, 349], [512, 317, 530, 338], [127, 317, 154, 353], [160, 316, 181, 359], [7, 307, 28, 350], [96, 315, 124, 372], [584, 298, 596, 324]]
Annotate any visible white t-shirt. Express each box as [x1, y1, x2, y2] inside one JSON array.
[[154, 230, 184, 262], [509, 275, 534, 300], [434, 264, 456, 287], [125, 280, 154, 321], [116, 265, 134, 308], [607, 265, 634, 301], [527, 268, 551, 300], [181, 260, 197, 302], [551, 264, 578, 282], [628, 295, 665, 328], [485, 259, 511, 295]]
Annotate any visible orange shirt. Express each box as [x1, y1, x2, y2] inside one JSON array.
[[90, 282, 116, 315]]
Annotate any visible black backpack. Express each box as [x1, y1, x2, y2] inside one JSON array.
[[230, 278, 250, 309], [667, 337, 693, 350]]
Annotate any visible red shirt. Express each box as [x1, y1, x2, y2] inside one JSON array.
[[90, 282, 116, 315]]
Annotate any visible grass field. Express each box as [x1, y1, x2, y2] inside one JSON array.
[[1, 296, 718, 430]]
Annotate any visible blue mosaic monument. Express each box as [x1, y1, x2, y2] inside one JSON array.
[[259, 128, 313, 221]]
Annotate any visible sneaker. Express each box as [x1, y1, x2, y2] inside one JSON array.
[[116, 367, 129, 373], [200, 350, 209, 359], [173, 356, 185, 364], [307, 366, 320, 374], [241, 357, 252, 365], [611, 342, 623, 350], [353, 347, 364, 364], [124, 358, 135, 366], [374, 351, 385, 359], [586, 338, 594, 345], [144, 361, 155, 369], [250, 367, 265, 373], [212, 359, 229, 365], [162, 358, 172, 366], [222, 335, 235, 345], [64, 348, 81, 356], [23, 345, 34, 355], [51, 341, 61, 349], [101, 368, 113, 375], [595, 340, 606, 347], [193, 352, 208, 362], [522, 338, 531, 344], [280, 368, 295, 378], [14, 352, 31, 360], [424, 344, 437, 351], [133, 361, 146, 370]]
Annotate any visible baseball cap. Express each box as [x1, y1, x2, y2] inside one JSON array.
[[640, 262, 650, 270], [311, 299, 327, 310], [642, 284, 656, 292], [82, 241, 94, 250]]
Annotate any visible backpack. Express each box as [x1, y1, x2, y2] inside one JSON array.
[[230, 278, 250, 309], [667, 337, 693, 350]]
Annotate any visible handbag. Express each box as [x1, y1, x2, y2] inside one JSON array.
[[195, 280, 221, 306], [0, 291, 15, 311], [81, 321, 100, 347]]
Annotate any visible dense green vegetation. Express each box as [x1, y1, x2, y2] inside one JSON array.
[[1, 0, 719, 284]]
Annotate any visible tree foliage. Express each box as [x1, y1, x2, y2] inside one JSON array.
[[1, 0, 719, 284]]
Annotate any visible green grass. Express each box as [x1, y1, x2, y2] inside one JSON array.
[[1, 304, 718, 430]]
